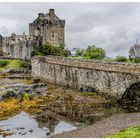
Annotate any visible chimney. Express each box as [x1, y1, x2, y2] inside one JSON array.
[[49, 9, 55, 15]]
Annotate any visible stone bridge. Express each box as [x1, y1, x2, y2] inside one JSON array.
[[31, 56, 140, 99]]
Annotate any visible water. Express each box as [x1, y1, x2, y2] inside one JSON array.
[[0, 111, 77, 138], [0, 74, 123, 138]]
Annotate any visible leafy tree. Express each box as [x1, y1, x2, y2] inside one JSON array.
[[75, 48, 85, 57], [31, 43, 70, 57], [129, 43, 140, 63], [115, 56, 128, 62], [83, 45, 106, 60]]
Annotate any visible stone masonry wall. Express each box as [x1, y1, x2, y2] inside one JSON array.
[[31, 56, 140, 98], [2, 34, 42, 59]]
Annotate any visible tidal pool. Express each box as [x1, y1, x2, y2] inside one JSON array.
[[0, 111, 77, 138]]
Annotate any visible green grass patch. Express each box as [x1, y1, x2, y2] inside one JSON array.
[[108, 125, 140, 138], [81, 91, 96, 96], [0, 60, 28, 70], [6, 60, 28, 69]]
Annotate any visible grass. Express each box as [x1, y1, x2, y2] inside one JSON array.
[[0, 60, 28, 70], [81, 91, 96, 96], [108, 125, 140, 138]]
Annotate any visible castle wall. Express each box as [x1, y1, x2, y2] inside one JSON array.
[[31, 56, 140, 98], [1, 9, 65, 59], [29, 9, 65, 47], [2, 35, 41, 59], [44, 24, 65, 46]]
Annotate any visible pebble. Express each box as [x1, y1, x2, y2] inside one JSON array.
[[29, 129, 33, 133], [19, 127, 25, 129], [46, 131, 51, 136]]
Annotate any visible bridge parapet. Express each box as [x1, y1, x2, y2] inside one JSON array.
[[32, 56, 140, 75], [31, 56, 140, 98]]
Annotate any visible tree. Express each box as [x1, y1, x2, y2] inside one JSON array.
[[83, 45, 106, 60], [129, 43, 140, 63], [31, 43, 70, 57], [75, 48, 85, 57], [115, 56, 127, 62]]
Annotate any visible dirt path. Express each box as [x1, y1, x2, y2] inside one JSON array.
[[52, 112, 140, 138]]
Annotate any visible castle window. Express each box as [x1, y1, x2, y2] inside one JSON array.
[[52, 31, 55, 38]]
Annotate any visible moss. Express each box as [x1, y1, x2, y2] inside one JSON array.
[[108, 125, 140, 138], [81, 91, 96, 96], [0, 98, 21, 120], [0, 128, 13, 137], [19, 93, 33, 101], [0, 97, 44, 119]]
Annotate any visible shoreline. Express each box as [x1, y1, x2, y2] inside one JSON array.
[[52, 112, 140, 138]]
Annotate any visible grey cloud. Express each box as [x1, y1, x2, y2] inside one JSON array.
[[0, 2, 140, 57]]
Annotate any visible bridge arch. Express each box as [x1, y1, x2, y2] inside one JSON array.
[[121, 82, 140, 111]]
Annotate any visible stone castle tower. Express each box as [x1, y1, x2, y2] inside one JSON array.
[[29, 9, 65, 47], [1, 9, 65, 59]]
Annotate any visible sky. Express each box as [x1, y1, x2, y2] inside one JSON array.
[[0, 2, 140, 57]]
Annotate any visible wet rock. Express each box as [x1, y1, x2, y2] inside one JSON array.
[[29, 129, 33, 133], [19, 132, 27, 135], [19, 127, 25, 130], [1, 90, 17, 99], [0, 82, 48, 100], [30, 83, 48, 89], [2, 131, 13, 137], [46, 131, 51, 136], [6, 129, 11, 131], [33, 78, 40, 83], [80, 86, 95, 92]]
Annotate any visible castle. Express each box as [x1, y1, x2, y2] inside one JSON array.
[[0, 9, 65, 59]]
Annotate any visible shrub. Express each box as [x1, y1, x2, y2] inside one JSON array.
[[0, 60, 9, 67], [115, 56, 128, 62], [75, 49, 85, 57], [83, 45, 106, 60], [31, 43, 70, 57]]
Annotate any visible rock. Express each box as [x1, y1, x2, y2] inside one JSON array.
[[1, 90, 17, 99], [46, 131, 51, 136], [19, 132, 27, 135], [29, 129, 33, 133], [33, 78, 40, 83], [80, 86, 95, 92], [19, 127, 25, 130], [1, 68, 29, 74], [30, 83, 47, 89], [2, 131, 13, 137]]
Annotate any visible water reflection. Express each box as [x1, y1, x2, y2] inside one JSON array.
[[0, 111, 77, 138]]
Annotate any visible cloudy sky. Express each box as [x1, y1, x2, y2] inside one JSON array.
[[0, 2, 140, 57]]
